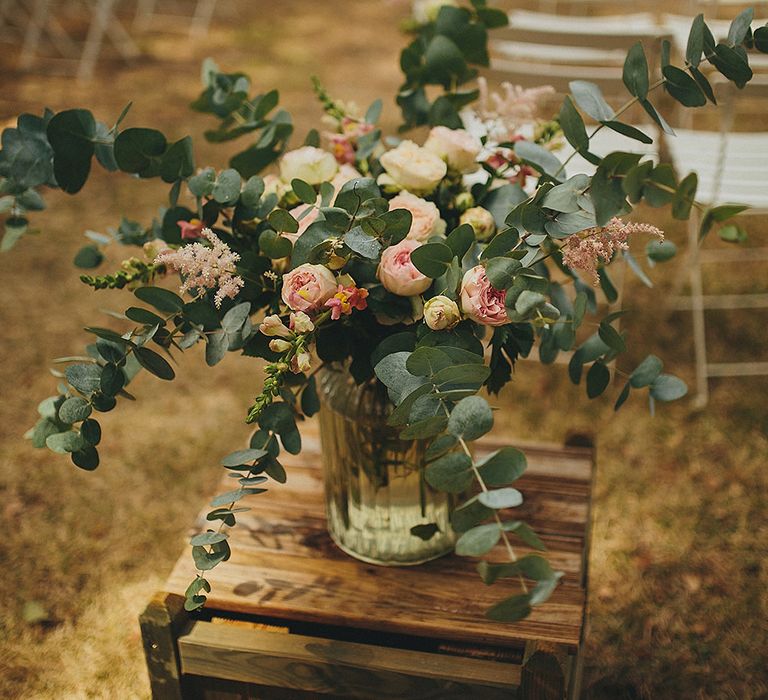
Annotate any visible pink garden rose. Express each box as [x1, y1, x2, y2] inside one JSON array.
[[377, 239, 431, 296], [281, 263, 338, 313], [460, 265, 508, 326], [388, 191, 446, 242]]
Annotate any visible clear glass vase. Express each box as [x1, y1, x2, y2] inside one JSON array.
[[317, 364, 456, 565]]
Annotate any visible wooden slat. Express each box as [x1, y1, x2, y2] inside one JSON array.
[[179, 620, 522, 699], [164, 424, 593, 652]]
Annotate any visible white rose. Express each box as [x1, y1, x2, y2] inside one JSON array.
[[413, 0, 458, 24], [262, 174, 291, 203], [425, 126, 482, 174], [388, 191, 446, 242], [378, 140, 447, 196], [280, 146, 338, 185], [460, 206, 496, 242]]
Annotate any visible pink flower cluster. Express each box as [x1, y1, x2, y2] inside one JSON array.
[[155, 228, 245, 308], [326, 117, 375, 165], [325, 284, 369, 320], [562, 218, 664, 284], [475, 78, 555, 140]]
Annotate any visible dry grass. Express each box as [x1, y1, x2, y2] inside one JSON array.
[[0, 1, 766, 698]]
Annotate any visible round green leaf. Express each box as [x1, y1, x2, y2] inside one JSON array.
[[114, 128, 167, 177], [650, 374, 688, 402], [478, 447, 527, 486], [425, 453, 473, 493], [448, 396, 493, 441], [478, 487, 523, 510], [455, 523, 501, 557], [80, 418, 102, 446], [291, 178, 317, 205], [46, 431, 87, 454], [134, 347, 176, 381], [58, 396, 92, 423], [409, 242, 453, 278], [134, 286, 184, 313], [586, 362, 610, 399], [630, 354, 663, 388], [71, 446, 99, 471], [46, 109, 96, 194]]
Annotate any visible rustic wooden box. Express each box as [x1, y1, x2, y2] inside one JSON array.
[[140, 426, 595, 699]]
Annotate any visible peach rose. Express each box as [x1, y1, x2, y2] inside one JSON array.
[[280, 146, 338, 185], [424, 126, 482, 174], [460, 265, 508, 326], [388, 191, 446, 242], [281, 263, 337, 313], [378, 140, 447, 195], [377, 239, 431, 297]]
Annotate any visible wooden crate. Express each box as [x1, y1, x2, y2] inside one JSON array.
[[140, 424, 595, 699]]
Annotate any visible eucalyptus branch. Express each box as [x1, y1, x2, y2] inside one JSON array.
[[435, 396, 529, 594], [555, 77, 667, 178]]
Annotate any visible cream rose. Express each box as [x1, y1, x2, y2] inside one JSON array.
[[460, 265, 508, 326], [424, 126, 482, 174], [460, 206, 496, 242], [280, 146, 338, 185], [378, 140, 447, 195], [281, 263, 337, 313], [388, 191, 446, 242], [377, 239, 431, 297], [424, 295, 461, 330]]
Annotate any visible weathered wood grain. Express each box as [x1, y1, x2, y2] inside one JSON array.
[[139, 593, 189, 700], [163, 423, 594, 652], [179, 620, 521, 699]]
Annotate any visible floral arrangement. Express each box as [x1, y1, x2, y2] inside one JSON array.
[[2, 2, 765, 620]]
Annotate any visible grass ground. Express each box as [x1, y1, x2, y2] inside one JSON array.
[[0, 1, 766, 698]]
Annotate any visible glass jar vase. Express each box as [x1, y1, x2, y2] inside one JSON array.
[[317, 364, 456, 565]]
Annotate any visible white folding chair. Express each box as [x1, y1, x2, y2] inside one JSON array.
[[18, 0, 140, 81], [486, 10, 670, 99], [665, 79, 768, 406], [133, 0, 217, 38]]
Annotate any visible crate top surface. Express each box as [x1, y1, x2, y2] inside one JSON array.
[[164, 423, 594, 650]]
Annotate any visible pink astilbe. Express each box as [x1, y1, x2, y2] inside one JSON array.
[[473, 77, 555, 141], [154, 228, 245, 308], [562, 218, 664, 285]]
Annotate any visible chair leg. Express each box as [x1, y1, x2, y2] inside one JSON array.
[[688, 214, 709, 408], [77, 0, 118, 82], [19, 0, 49, 69], [190, 0, 216, 38]]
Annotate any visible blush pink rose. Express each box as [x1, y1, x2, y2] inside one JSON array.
[[281, 263, 338, 313], [388, 191, 446, 242], [377, 239, 431, 297], [460, 265, 508, 326]]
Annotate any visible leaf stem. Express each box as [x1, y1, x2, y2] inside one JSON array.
[[435, 395, 528, 594]]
